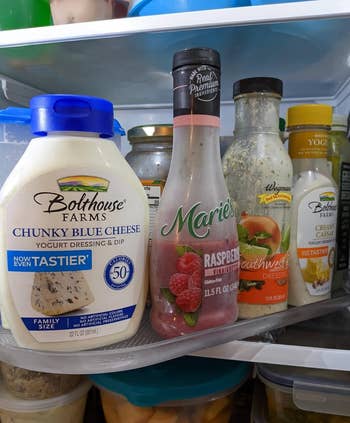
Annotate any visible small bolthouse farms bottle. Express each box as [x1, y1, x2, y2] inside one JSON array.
[[288, 104, 337, 306], [222, 78, 293, 319], [0, 95, 149, 352], [150, 48, 239, 338]]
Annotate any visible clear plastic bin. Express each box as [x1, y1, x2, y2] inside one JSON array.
[[91, 356, 251, 423], [0, 378, 91, 423], [0, 107, 124, 190], [0, 363, 81, 400], [0, 107, 32, 188], [256, 364, 350, 423]]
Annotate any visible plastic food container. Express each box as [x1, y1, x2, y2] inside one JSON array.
[[256, 364, 350, 422], [91, 356, 251, 423], [0, 378, 91, 423], [128, 0, 250, 17], [0, 0, 51, 30], [50, 0, 122, 24], [0, 107, 124, 189], [0, 363, 81, 400], [0, 107, 32, 188], [112, 118, 125, 151]]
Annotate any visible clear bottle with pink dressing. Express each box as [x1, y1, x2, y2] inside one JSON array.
[[150, 48, 239, 338]]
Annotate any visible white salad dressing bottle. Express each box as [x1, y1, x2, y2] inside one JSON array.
[[288, 104, 337, 306], [0, 94, 149, 352]]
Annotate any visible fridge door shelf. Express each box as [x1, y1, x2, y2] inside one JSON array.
[[0, 295, 349, 374]]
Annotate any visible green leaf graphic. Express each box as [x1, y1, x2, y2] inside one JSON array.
[[160, 288, 175, 304], [184, 311, 199, 327], [281, 226, 291, 253], [176, 245, 203, 257], [237, 224, 249, 242]]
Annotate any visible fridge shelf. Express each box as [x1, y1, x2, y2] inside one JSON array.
[[195, 307, 350, 372], [0, 1, 349, 106], [0, 295, 349, 374]]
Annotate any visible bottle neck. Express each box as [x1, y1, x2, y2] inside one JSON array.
[[168, 123, 221, 180], [289, 128, 333, 178], [169, 61, 222, 179], [234, 92, 281, 135], [293, 158, 331, 176]]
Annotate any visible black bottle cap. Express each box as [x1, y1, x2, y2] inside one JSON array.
[[233, 77, 283, 98], [173, 47, 220, 71]]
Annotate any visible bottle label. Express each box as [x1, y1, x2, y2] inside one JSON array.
[[337, 162, 350, 270], [173, 64, 220, 118], [160, 198, 234, 239], [141, 179, 165, 243], [152, 199, 239, 333], [237, 182, 291, 305], [5, 170, 147, 343], [289, 131, 329, 159], [297, 187, 337, 296]]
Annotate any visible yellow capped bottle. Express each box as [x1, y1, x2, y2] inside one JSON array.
[[288, 104, 337, 306]]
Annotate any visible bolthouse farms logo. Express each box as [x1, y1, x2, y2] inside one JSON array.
[[33, 175, 126, 222], [161, 198, 234, 239], [308, 191, 337, 217]]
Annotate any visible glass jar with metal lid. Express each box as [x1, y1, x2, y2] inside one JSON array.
[[126, 124, 173, 242], [126, 124, 173, 181]]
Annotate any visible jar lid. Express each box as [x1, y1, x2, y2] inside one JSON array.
[[127, 124, 173, 143], [332, 114, 347, 130], [30, 94, 114, 138], [258, 364, 350, 390], [287, 104, 332, 128], [233, 77, 283, 98], [90, 357, 251, 407]]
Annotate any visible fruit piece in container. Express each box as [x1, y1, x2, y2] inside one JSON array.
[[202, 395, 231, 421], [101, 390, 154, 423], [0, 363, 81, 400], [50, 0, 115, 24], [148, 408, 178, 422]]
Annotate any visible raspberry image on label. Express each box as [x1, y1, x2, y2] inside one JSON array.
[[176, 288, 202, 313], [169, 273, 191, 296], [160, 247, 204, 327], [176, 252, 203, 274], [152, 240, 239, 337]]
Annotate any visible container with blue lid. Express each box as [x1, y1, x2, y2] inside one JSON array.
[[251, 0, 312, 5], [256, 364, 350, 421], [0, 107, 33, 188], [128, 0, 251, 17], [91, 357, 251, 423]]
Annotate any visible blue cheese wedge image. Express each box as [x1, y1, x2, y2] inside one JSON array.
[[31, 271, 95, 316]]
